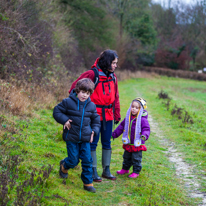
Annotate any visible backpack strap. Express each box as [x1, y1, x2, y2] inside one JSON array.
[[91, 67, 99, 89], [91, 67, 116, 87], [113, 75, 116, 84]]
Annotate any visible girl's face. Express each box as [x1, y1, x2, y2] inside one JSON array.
[[131, 101, 141, 116], [108, 58, 118, 72], [77, 90, 90, 102]]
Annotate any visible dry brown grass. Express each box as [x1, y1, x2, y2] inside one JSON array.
[[0, 80, 31, 115], [143, 66, 206, 81], [0, 78, 73, 117], [115, 70, 159, 81], [0, 68, 157, 118]]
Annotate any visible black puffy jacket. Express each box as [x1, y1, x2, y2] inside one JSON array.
[[53, 90, 100, 142]]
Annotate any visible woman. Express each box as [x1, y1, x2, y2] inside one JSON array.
[[69, 49, 121, 182]]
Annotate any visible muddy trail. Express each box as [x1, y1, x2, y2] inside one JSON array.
[[148, 115, 206, 206]]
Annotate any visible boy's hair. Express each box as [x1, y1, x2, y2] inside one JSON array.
[[75, 78, 95, 94], [98, 49, 118, 71]]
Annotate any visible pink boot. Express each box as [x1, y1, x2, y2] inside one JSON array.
[[128, 173, 139, 178], [116, 169, 129, 175]]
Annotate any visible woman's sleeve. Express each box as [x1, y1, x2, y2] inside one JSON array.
[[114, 75, 121, 122], [69, 70, 95, 93], [112, 118, 125, 138]]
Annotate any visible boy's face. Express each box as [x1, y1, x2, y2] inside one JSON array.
[[131, 101, 140, 116], [77, 90, 90, 102]]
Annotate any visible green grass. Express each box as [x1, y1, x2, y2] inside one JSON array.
[[118, 76, 206, 193], [119, 77, 206, 168], [2, 76, 206, 205]]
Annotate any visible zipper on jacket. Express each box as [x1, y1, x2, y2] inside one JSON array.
[[79, 99, 87, 141], [102, 82, 105, 94], [108, 83, 111, 93]]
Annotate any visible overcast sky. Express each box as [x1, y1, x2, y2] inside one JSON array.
[[152, 0, 202, 7]]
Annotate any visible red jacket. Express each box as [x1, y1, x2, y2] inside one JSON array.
[[69, 59, 121, 122]]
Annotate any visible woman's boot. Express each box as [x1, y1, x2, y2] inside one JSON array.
[[91, 150, 102, 182], [102, 149, 116, 180]]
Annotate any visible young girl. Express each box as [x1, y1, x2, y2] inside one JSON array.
[[111, 97, 150, 178]]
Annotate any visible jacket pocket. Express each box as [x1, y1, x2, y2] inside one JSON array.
[[63, 129, 70, 141], [81, 126, 92, 142]]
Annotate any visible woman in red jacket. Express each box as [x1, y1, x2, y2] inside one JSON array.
[[69, 50, 121, 182]]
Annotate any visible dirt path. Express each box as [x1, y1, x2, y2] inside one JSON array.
[[148, 114, 206, 206]]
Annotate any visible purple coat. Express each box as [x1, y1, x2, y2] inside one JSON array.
[[112, 110, 150, 145]]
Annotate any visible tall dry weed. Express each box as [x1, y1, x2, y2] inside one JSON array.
[[143, 66, 206, 81], [0, 80, 31, 115], [115, 70, 159, 81], [8, 90, 32, 115], [0, 72, 76, 116]]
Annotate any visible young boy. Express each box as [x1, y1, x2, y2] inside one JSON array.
[[53, 78, 100, 193]]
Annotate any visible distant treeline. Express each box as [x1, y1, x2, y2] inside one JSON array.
[[0, 0, 206, 84]]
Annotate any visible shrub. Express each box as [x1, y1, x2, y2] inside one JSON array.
[[0, 0, 53, 83], [0, 155, 52, 206], [143, 66, 206, 81], [155, 36, 191, 70], [158, 91, 194, 124], [158, 90, 170, 99]]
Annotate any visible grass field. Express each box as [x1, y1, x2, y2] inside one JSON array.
[[1, 76, 206, 205], [125, 76, 206, 171]]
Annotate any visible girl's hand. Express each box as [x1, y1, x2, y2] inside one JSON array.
[[90, 131, 94, 143], [64, 119, 72, 130], [141, 135, 146, 141]]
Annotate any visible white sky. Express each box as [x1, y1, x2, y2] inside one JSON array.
[[152, 0, 202, 7]]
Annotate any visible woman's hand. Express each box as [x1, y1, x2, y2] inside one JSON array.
[[64, 119, 72, 130], [90, 131, 94, 143]]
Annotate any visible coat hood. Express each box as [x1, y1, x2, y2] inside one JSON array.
[[91, 58, 99, 69]]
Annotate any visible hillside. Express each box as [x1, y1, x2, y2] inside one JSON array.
[[1, 0, 206, 205], [1, 74, 206, 205]]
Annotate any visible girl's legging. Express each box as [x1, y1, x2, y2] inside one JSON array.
[[122, 150, 142, 174]]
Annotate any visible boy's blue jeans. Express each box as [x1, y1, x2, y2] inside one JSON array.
[[90, 120, 113, 151], [64, 141, 93, 184]]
